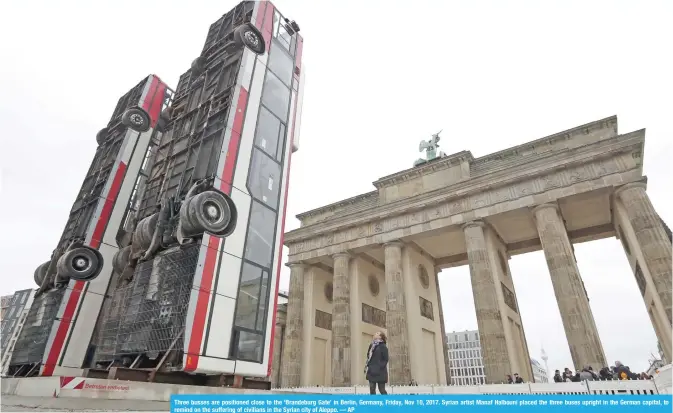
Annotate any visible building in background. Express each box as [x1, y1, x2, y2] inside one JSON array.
[[1, 294, 12, 321], [540, 346, 550, 382], [447, 330, 549, 385], [531, 358, 549, 383], [1, 289, 35, 375], [447, 330, 486, 385]]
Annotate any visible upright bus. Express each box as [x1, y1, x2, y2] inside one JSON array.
[[92, 0, 305, 385], [9, 75, 173, 377]]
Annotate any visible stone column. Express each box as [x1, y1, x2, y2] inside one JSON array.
[[434, 266, 451, 385], [281, 263, 306, 387], [383, 241, 412, 385], [462, 221, 511, 383], [615, 182, 672, 325], [331, 252, 352, 386], [271, 304, 287, 388], [532, 203, 606, 369]]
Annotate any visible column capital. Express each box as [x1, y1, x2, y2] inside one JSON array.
[[532, 202, 560, 215], [461, 220, 486, 231], [383, 240, 404, 249], [614, 181, 648, 198], [332, 252, 352, 261]]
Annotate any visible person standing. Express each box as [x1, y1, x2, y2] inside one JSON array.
[[365, 331, 389, 395]]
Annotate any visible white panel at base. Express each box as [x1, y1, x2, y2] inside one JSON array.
[[234, 359, 268, 377], [196, 355, 236, 375], [60, 292, 104, 368], [86, 243, 117, 296], [222, 191, 250, 258], [51, 365, 84, 377], [215, 252, 243, 300], [204, 295, 237, 360]]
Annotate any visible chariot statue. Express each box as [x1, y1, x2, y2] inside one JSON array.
[[414, 130, 446, 167]]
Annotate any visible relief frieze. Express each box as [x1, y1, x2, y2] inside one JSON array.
[[501, 283, 518, 313], [315, 310, 332, 330], [357, 226, 367, 238], [514, 181, 535, 197], [449, 200, 466, 215], [362, 303, 386, 328], [410, 212, 423, 224], [287, 154, 634, 256], [420, 297, 434, 321]]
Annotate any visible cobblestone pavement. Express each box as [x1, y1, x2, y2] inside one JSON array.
[[0, 395, 170, 412]]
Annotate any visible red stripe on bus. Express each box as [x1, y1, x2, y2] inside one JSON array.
[[185, 87, 248, 371], [90, 162, 128, 249], [295, 35, 303, 73], [42, 161, 127, 376], [149, 81, 167, 127], [261, 3, 275, 49], [254, 1, 267, 30]]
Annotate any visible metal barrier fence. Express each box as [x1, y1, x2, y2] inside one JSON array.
[[278, 380, 661, 395]]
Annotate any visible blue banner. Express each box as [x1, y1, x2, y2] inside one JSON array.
[[170, 395, 672, 413]]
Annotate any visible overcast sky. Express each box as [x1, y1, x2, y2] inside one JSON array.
[[1, 0, 671, 376]]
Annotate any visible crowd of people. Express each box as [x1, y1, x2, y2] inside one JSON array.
[[362, 332, 655, 392], [552, 361, 654, 382]]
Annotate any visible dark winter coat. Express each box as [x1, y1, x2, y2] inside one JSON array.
[[365, 341, 389, 383], [615, 365, 636, 380]]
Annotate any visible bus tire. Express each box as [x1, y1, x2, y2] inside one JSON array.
[[112, 245, 132, 274], [56, 247, 104, 282], [34, 261, 50, 287], [180, 190, 237, 237], [96, 128, 109, 145], [191, 57, 206, 77], [133, 213, 159, 251], [122, 107, 151, 132], [234, 23, 265, 55]]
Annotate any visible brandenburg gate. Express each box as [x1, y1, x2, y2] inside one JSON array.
[[273, 116, 672, 388]]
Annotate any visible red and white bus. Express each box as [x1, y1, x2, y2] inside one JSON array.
[[9, 75, 173, 377], [91, 0, 305, 384]]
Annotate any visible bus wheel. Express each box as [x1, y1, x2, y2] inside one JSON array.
[[122, 107, 150, 132], [112, 245, 132, 274], [34, 261, 50, 287], [180, 190, 237, 237], [133, 213, 159, 251], [234, 23, 265, 55], [191, 57, 206, 77], [96, 128, 109, 145], [56, 247, 104, 282]]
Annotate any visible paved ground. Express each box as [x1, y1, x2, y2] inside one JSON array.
[[0, 395, 170, 412]]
